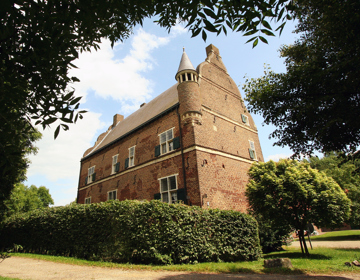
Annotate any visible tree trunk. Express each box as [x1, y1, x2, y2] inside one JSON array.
[[299, 229, 309, 256], [298, 230, 304, 255]]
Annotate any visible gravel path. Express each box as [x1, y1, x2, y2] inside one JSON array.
[[1, 241, 360, 280], [287, 240, 360, 249]]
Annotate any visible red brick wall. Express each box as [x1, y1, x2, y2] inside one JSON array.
[[78, 108, 201, 205], [196, 150, 250, 212]]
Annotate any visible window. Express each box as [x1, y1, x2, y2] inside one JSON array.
[[155, 129, 180, 157], [85, 197, 91, 204], [129, 146, 135, 167], [108, 190, 117, 200], [159, 175, 178, 204], [112, 154, 119, 174], [160, 128, 174, 154], [241, 114, 249, 126], [86, 166, 95, 184], [249, 140, 256, 160]]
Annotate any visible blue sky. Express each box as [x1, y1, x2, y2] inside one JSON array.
[[25, 19, 301, 206]]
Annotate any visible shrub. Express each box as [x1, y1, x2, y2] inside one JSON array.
[[0, 200, 260, 264]]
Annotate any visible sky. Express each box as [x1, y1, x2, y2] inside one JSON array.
[[25, 19, 301, 206]]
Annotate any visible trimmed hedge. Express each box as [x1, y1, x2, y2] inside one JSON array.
[[0, 200, 260, 264]]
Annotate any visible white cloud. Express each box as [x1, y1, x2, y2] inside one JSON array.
[[27, 111, 106, 182], [69, 28, 171, 114], [170, 23, 188, 36], [266, 153, 293, 162]]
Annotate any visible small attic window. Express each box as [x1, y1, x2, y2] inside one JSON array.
[[187, 73, 192, 81], [182, 74, 186, 82]]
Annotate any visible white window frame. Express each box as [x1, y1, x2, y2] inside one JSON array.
[[111, 154, 118, 174], [249, 140, 257, 160], [129, 146, 135, 167], [159, 128, 174, 155], [87, 166, 95, 184], [85, 197, 91, 204], [158, 174, 178, 204], [107, 190, 117, 201]]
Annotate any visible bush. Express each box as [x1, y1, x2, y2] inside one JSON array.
[[0, 200, 261, 264]]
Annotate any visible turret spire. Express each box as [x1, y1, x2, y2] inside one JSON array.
[[176, 49, 195, 79]]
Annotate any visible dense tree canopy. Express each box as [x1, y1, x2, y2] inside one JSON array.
[[243, 0, 360, 155], [0, 122, 41, 211], [2, 183, 54, 218], [246, 159, 351, 255], [307, 152, 360, 228], [1, 0, 297, 202]]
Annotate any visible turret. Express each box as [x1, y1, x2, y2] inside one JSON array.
[[176, 48, 202, 126]]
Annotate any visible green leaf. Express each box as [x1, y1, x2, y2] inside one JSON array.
[[203, 8, 217, 19], [262, 20, 272, 30], [202, 30, 207, 42], [71, 77, 80, 82], [244, 29, 258, 36], [260, 29, 275, 36], [70, 96, 82, 105], [42, 117, 57, 125], [191, 27, 202, 38], [203, 20, 218, 33], [252, 38, 259, 48], [54, 125, 60, 139], [245, 36, 258, 44], [259, 36, 268, 44]]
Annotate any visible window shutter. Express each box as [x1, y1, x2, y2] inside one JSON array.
[[125, 158, 129, 169], [173, 137, 180, 150], [85, 177, 88, 185], [241, 114, 247, 123], [249, 148, 255, 159], [177, 188, 186, 203], [155, 145, 160, 157], [92, 173, 96, 182], [154, 193, 161, 200], [115, 162, 120, 172]]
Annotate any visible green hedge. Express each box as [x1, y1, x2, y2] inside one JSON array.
[[0, 200, 260, 264]]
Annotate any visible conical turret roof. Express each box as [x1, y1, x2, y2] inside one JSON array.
[[176, 48, 195, 79]]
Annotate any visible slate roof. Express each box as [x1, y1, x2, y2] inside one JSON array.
[[83, 83, 179, 159], [176, 49, 195, 76]]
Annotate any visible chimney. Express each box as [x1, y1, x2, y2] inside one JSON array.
[[140, 103, 146, 108], [113, 114, 124, 128], [206, 44, 220, 56]]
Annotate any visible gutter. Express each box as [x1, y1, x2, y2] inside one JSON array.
[[176, 106, 188, 205]]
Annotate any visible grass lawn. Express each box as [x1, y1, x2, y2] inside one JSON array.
[[308, 230, 360, 241]]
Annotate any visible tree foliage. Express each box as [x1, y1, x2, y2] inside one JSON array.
[[0, 121, 41, 210], [243, 0, 360, 155], [246, 159, 351, 255], [307, 152, 360, 228], [2, 183, 54, 218]]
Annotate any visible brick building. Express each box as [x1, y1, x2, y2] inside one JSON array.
[[77, 44, 263, 212]]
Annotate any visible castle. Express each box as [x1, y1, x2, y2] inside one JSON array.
[[77, 44, 263, 212]]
